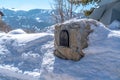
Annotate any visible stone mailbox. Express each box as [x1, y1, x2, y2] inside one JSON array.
[[54, 19, 92, 61]]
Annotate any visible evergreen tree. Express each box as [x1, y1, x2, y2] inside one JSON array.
[[68, 0, 100, 5], [68, 0, 101, 16]]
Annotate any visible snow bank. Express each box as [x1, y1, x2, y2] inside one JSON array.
[[0, 19, 120, 80], [0, 65, 39, 80], [40, 19, 120, 80], [8, 29, 26, 34], [0, 29, 54, 79], [108, 20, 120, 30], [41, 19, 120, 80]]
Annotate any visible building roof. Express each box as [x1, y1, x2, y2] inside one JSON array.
[[0, 11, 4, 16], [89, 1, 120, 25], [98, 0, 119, 6]]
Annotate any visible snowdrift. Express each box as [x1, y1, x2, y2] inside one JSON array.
[[0, 19, 120, 80]]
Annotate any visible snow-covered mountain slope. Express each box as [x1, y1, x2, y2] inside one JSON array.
[[0, 19, 120, 80], [0, 8, 54, 31], [0, 8, 84, 32]]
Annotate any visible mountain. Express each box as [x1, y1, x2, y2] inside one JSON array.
[[0, 8, 85, 32], [0, 8, 54, 32]]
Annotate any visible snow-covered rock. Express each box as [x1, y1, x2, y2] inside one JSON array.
[[8, 29, 26, 34]]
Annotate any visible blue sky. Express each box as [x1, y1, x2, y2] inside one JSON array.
[[0, 0, 52, 10]]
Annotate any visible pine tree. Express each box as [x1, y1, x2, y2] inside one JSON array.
[[68, 0, 100, 5], [68, 0, 101, 16]]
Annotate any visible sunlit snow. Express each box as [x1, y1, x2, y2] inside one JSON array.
[[0, 19, 120, 80]]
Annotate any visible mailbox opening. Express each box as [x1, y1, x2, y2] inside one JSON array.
[[59, 30, 69, 47]]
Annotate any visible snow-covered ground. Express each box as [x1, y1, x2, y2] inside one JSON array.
[[0, 19, 120, 80]]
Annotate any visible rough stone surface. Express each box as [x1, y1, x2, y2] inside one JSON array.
[[54, 19, 95, 61]]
